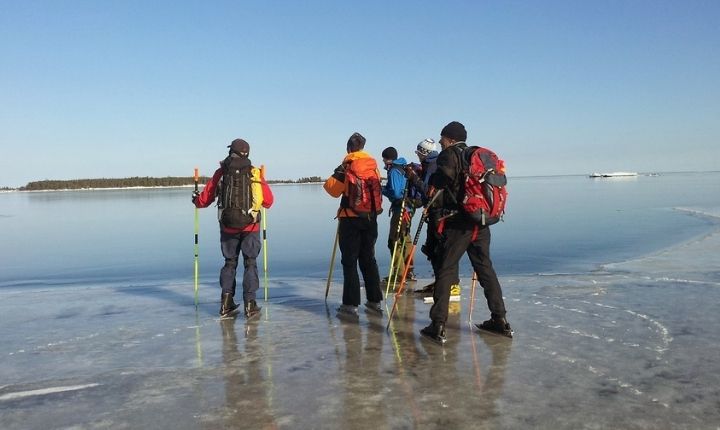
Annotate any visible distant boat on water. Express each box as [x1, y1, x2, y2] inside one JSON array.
[[589, 172, 638, 178]]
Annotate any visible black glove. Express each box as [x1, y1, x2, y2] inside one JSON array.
[[191, 190, 200, 205], [332, 164, 346, 182]]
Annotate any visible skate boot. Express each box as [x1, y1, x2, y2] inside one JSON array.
[[219, 293, 240, 318], [406, 271, 417, 283], [364, 301, 383, 315], [244, 300, 262, 319], [336, 304, 359, 319], [420, 321, 446, 345], [476, 317, 513, 338], [414, 282, 435, 296]]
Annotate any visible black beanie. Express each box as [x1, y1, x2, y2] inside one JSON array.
[[441, 121, 467, 142], [381, 147, 398, 161], [346, 132, 366, 152]]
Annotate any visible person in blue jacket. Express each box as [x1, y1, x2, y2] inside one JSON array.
[[381, 146, 416, 285]]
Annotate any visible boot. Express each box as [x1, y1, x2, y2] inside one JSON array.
[[414, 282, 435, 296], [476, 317, 513, 338], [364, 301, 383, 315], [219, 293, 239, 318], [420, 321, 446, 344], [336, 304, 359, 319], [244, 299, 262, 319]]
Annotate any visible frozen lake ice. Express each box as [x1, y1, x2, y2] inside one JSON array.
[[2, 213, 720, 428]]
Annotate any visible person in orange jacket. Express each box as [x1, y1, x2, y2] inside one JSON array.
[[323, 132, 384, 317], [193, 138, 274, 319]]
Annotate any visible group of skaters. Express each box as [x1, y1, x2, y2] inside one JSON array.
[[192, 120, 512, 345], [323, 121, 512, 343]]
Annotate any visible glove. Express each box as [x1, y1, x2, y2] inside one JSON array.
[[332, 164, 346, 182], [191, 190, 200, 205], [410, 197, 424, 209]]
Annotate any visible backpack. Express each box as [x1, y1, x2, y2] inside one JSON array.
[[459, 146, 508, 226], [218, 157, 255, 229], [342, 163, 383, 217]]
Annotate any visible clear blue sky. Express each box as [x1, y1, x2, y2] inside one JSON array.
[[1, 0, 718, 187]]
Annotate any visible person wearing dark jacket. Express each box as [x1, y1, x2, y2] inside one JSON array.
[[420, 122, 512, 344], [193, 138, 274, 319]]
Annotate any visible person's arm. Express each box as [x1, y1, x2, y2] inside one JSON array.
[[323, 163, 346, 198], [388, 167, 407, 201], [193, 167, 222, 208]]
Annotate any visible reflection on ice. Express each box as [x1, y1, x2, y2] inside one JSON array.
[[1, 210, 720, 428]]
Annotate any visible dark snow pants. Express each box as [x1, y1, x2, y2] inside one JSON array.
[[338, 216, 382, 306], [220, 229, 261, 303], [430, 222, 506, 323]]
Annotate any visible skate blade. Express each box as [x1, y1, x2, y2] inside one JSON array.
[[476, 325, 514, 339], [420, 331, 447, 345], [245, 310, 262, 320], [422, 296, 461, 304], [217, 310, 240, 321]]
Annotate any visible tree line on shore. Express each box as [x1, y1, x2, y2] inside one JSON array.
[[11, 176, 324, 191]]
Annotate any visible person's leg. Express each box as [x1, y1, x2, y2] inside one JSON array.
[[219, 230, 242, 315], [339, 217, 362, 306], [358, 217, 382, 303], [220, 231, 241, 295], [467, 227, 506, 319], [240, 230, 262, 304], [429, 226, 473, 324], [387, 209, 405, 277]]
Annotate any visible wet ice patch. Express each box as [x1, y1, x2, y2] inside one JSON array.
[[0, 383, 100, 401]]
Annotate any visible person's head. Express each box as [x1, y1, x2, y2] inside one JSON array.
[[228, 138, 250, 157], [381, 147, 398, 168], [415, 138, 436, 161], [346, 132, 366, 153], [439, 121, 467, 150]]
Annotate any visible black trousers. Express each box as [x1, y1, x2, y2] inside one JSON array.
[[430, 222, 507, 323], [339, 216, 382, 306]]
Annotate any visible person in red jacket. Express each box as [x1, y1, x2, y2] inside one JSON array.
[[193, 138, 274, 318]]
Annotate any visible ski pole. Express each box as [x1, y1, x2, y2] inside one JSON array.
[[193, 167, 200, 308], [260, 165, 269, 301], [387, 190, 442, 329], [325, 222, 340, 300], [468, 271, 478, 324], [385, 181, 411, 297]]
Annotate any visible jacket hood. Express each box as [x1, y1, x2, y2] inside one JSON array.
[[343, 150, 379, 176], [424, 151, 439, 161], [385, 157, 408, 170]]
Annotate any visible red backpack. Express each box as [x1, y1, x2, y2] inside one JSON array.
[[460, 146, 508, 226], [343, 165, 383, 217]]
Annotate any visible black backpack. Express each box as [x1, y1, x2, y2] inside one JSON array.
[[218, 156, 254, 229]]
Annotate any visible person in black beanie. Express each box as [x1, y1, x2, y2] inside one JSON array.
[[420, 121, 512, 344]]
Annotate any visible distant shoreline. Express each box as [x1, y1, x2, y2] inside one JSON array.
[[0, 182, 326, 193]]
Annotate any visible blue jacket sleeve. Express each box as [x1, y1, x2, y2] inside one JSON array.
[[387, 167, 407, 201]]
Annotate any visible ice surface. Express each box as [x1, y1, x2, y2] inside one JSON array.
[[2, 212, 720, 429]]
